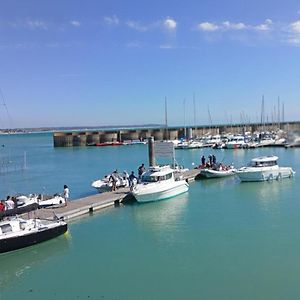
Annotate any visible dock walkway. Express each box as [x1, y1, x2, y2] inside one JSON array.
[[31, 169, 199, 222]]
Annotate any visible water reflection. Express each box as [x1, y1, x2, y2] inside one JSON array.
[[131, 193, 189, 231], [197, 175, 239, 189], [240, 179, 295, 212], [0, 234, 70, 289]]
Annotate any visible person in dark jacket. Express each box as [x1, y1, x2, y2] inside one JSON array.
[[129, 171, 138, 191]]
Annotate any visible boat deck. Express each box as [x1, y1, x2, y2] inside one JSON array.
[[24, 169, 199, 222]]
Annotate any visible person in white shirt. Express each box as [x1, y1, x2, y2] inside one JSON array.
[[5, 196, 15, 210], [63, 185, 70, 206]]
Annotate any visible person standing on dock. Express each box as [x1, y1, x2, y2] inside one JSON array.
[[138, 163, 146, 182], [110, 170, 118, 191], [129, 171, 138, 191], [63, 185, 70, 206], [0, 200, 5, 212], [201, 155, 205, 167]]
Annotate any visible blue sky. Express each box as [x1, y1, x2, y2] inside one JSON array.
[[0, 0, 300, 128]]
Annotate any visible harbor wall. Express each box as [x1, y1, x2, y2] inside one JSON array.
[[53, 121, 300, 147]]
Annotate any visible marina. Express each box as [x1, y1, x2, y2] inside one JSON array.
[[2, 1, 300, 297], [0, 132, 300, 300], [21, 168, 199, 221]]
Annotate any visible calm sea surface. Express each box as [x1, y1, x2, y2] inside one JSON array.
[[1, 133, 300, 300]]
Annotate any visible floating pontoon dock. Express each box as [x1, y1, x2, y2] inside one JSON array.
[[29, 169, 199, 222]]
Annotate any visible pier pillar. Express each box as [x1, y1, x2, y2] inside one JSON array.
[[148, 137, 156, 167]]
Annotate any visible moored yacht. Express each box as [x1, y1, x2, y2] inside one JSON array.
[[132, 165, 189, 203], [236, 155, 295, 182], [224, 135, 246, 149], [0, 217, 68, 253]]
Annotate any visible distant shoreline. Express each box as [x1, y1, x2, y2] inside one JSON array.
[[1, 120, 300, 135], [0, 124, 163, 135]]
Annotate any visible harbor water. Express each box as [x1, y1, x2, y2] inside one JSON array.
[[1, 133, 300, 300]]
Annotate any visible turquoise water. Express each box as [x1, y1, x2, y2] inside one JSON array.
[[1, 133, 300, 299]]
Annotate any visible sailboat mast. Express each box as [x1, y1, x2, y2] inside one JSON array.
[[164, 96, 168, 140], [277, 96, 280, 129], [207, 106, 212, 133], [193, 92, 196, 138], [183, 98, 186, 139], [261, 95, 265, 131]]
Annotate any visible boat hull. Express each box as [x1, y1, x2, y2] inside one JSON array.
[[133, 181, 189, 203], [0, 223, 68, 254], [237, 167, 295, 182], [197, 168, 236, 179], [0, 203, 39, 218]]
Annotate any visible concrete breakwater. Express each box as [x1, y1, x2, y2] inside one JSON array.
[[53, 121, 300, 147]]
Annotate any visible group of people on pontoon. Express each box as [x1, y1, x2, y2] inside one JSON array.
[[199, 155, 232, 171], [0, 196, 18, 212]]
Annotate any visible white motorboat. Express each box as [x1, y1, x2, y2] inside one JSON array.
[[175, 140, 203, 149], [197, 165, 236, 179], [37, 194, 66, 208], [16, 193, 66, 209], [0, 195, 39, 218], [91, 171, 129, 192], [132, 165, 189, 203], [224, 135, 247, 149], [236, 155, 295, 182], [0, 217, 67, 253]]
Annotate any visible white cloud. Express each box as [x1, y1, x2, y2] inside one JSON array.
[[287, 37, 300, 44], [254, 19, 273, 31], [286, 20, 300, 44], [70, 20, 81, 27], [126, 21, 148, 32], [126, 41, 143, 48], [223, 21, 247, 30], [290, 20, 300, 32], [163, 18, 177, 30], [125, 18, 177, 33], [196, 19, 274, 33], [103, 15, 119, 26], [26, 20, 48, 30], [197, 22, 219, 31]]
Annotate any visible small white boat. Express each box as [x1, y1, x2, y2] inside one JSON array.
[[132, 165, 189, 203], [0, 217, 67, 253], [91, 171, 129, 192], [16, 193, 66, 209], [175, 140, 203, 149], [236, 155, 295, 182], [37, 194, 66, 208], [197, 166, 236, 179], [224, 136, 246, 149], [0, 195, 39, 218]]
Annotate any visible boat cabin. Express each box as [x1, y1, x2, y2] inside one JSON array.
[[141, 166, 174, 183], [0, 219, 24, 235], [249, 156, 278, 167]]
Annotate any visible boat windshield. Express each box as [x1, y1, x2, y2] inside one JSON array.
[[250, 160, 277, 167], [142, 172, 173, 182]]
